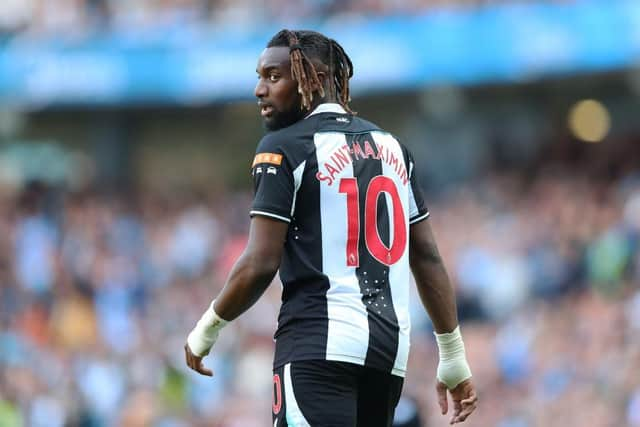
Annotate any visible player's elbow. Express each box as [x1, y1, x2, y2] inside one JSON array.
[[240, 248, 280, 285], [409, 220, 444, 266], [409, 244, 442, 269]]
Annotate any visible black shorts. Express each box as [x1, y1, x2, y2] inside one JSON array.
[[272, 360, 404, 427]]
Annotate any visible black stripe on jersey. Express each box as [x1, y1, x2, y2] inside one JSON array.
[[273, 153, 330, 369], [346, 133, 400, 372], [402, 144, 429, 223]]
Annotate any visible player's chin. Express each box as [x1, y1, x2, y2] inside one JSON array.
[[263, 109, 303, 131], [262, 116, 280, 131]]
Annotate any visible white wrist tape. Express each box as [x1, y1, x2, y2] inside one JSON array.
[[187, 300, 228, 357], [435, 326, 472, 389]]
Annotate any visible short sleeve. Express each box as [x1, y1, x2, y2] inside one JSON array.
[[249, 135, 295, 223], [407, 149, 430, 224]]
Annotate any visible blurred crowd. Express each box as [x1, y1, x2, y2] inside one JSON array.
[[409, 170, 640, 426], [0, 0, 579, 40], [0, 164, 639, 427]]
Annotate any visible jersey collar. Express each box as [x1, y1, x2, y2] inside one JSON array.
[[305, 103, 347, 118]]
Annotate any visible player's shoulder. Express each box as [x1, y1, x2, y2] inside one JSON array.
[[350, 115, 384, 133], [255, 129, 290, 153], [256, 121, 314, 154], [347, 116, 411, 152], [314, 113, 383, 135], [322, 114, 406, 150], [254, 123, 317, 171]]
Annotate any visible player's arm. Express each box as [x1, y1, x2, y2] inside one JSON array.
[[214, 215, 287, 320], [186, 135, 295, 376], [409, 219, 478, 424], [409, 219, 458, 333], [184, 215, 287, 376]]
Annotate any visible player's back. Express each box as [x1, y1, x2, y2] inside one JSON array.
[[250, 104, 429, 376]]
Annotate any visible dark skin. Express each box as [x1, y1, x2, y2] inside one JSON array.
[[185, 46, 477, 424], [254, 46, 335, 131], [409, 219, 478, 424]]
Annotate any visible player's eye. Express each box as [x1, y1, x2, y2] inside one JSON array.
[[269, 74, 279, 82]]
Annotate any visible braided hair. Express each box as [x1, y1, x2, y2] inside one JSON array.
[[267, 29, 355, 114]]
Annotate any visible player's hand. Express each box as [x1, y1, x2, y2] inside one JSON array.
[[436, 378, 478, 424], [184, 343, 213, 376]]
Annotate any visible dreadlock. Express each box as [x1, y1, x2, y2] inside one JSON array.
[[267, 29, 355, 114]]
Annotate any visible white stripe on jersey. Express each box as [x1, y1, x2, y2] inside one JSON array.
[[291, 161, 306, 216], [249, 210, 291, 223], [385, 191, 395, 253], [314, 132, 370, 366], [284, 363, 311, 427], [409, 212, 430, 224], [408, 160, 420, 220], [371, 132, 411, 376]]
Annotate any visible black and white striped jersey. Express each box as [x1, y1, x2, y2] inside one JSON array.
[[250, 103, 429, 377]]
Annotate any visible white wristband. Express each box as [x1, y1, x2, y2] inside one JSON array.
[[187, 300, 228, 357], [434, 326, 472, 389]]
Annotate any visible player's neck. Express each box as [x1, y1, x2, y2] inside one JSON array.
[[310, 93, 339, 110]]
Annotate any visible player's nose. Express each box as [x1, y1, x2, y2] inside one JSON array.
[[254, 78, 268, 98]]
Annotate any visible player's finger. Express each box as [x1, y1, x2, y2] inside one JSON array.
[[195, 360, 213, 377], [451, 402, 477, 424], [449, 397, 463, 424], [461, 389, 478, 406], [451, 396, 477, 424], [436, 381, 448, 415], [185, 344, 210, 375], [184, 344, 195, 368]]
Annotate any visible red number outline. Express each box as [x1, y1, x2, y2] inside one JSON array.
[[339, 176, 407, 267], [273, 373, 282, 415], [365, 176, 407, 266], [339, 178, 360, 267]]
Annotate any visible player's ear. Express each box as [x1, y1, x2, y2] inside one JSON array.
[[315, 71, 329, 96]]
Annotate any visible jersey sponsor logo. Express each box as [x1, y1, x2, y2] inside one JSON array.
[[315, 140, 408, 186], [253, 152, 283, 167]]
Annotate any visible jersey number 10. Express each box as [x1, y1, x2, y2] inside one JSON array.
[[339, 176, 407, 268]]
